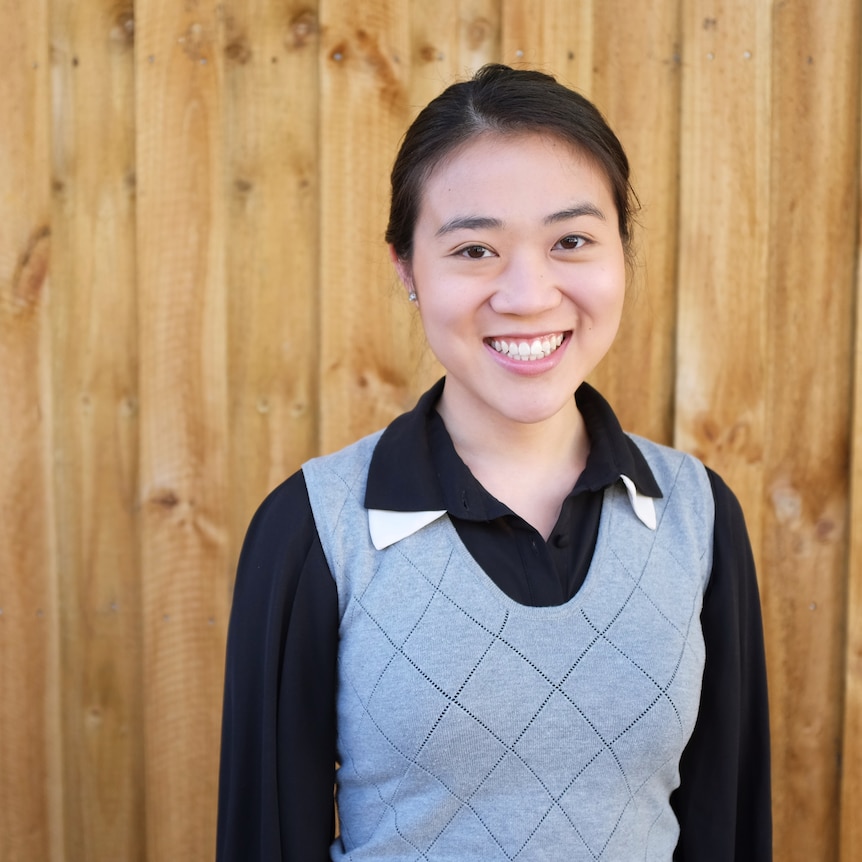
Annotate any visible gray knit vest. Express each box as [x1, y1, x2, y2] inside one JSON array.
[[303, 432, 714, 862]]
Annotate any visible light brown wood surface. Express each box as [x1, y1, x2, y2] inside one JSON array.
[[49, 2, 143, 860], [318, 0, 418, 453], [582, 0, 681, 445], [0, 2, 59, 861], [2, 2, 862, 860], [223, 0, 321, 564], [135, 2, 230, 859], [840, 14, 862, 849], [675, 0, 771, 538], [841, 150, 862, 860], [761, 2, 859, 856]]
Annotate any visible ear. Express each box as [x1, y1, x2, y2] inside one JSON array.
[[388, 244, 414, 297]]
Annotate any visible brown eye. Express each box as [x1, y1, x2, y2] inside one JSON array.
[[556, 235, 586, 250], [459, 245, 491, 259]]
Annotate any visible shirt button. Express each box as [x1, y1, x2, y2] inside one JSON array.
[[553, 533, 570, 548]]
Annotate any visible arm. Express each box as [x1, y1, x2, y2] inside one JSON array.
[[672, 469, 772, 861], [216, 472, 339, 862]]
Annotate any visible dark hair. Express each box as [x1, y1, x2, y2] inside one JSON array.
[[386, 64, 638, 262]]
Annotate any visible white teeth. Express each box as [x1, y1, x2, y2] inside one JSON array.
[[490, 333, 565, 361]]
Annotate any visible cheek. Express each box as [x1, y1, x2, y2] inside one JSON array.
[[418, 296, 462, 338], [570, 263, 626, 314]]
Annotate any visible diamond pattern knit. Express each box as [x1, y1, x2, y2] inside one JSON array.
[[303, 432, 714, 862]]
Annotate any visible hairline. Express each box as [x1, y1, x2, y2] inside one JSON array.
[[397, 127, 624, 261]]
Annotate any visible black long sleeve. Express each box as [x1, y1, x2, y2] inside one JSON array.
[[217, 473, 338, 861], [671, 469, 772, 860]]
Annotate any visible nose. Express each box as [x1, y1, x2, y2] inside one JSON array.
[[488, 250, 562, 317]]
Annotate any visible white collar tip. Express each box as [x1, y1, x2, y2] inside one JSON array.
[[368, 508, 447, 550], [620, 475, 657, 531]]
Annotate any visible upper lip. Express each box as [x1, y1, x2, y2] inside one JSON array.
[[485, 330, 568, 341]]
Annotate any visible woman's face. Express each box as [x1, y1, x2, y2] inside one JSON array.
[[394, 132, 626, 432]]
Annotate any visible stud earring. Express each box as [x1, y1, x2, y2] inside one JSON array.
[[408, 291, 417, 302]]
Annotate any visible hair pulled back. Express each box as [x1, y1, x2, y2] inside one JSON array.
[[385, 64, 637, 263]]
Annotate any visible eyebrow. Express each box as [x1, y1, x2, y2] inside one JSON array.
[[544, 204, 607, 224], [434, 204, 606, 238], [435, 216, 502, 237]]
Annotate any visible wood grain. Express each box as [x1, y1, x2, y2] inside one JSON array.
[[49, 2, 143, 859], [675, 4, 774, 846], [761, 2, 860, 857], [501, 0, 594, 87], [408, 0, 500, 96], [839, 18, 862, 853], [223, 0, 321, 568], [675, 0, 771, 531], [135, 2, 229, 859], [318, 0, 420, 451], [0, 1, 60, 860], [586, 1, 681, 445]]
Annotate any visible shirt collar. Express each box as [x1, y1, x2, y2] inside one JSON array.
[[365, 378, 662, 549]]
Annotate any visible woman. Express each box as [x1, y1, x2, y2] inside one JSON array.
[[217, 64, 771, 861]]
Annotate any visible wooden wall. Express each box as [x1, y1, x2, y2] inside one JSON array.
[[1, 0, 860, 859]]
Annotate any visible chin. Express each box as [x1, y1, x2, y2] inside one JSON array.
[[494, 392, 576, 426]]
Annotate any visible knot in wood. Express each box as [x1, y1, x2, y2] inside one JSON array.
[[288, 10, 318, 50]]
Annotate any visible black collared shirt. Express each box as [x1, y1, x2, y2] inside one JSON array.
[[217, 380, 772, 861], [366, 379, 661, 606]]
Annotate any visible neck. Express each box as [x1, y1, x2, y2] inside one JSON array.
[[436, 385, 589, 538], [440, 398, 586, 466]]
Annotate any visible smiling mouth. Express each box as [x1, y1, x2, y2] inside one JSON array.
[[487, 333, 567, 361]]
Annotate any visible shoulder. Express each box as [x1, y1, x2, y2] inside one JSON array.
[[626, 433, 706, 477], [242, 469, 315, 549], [702, 466, 758, 599], [625, 434, 714, 517], [703, 466, 749, 532], [625, 435, 745, 519], [231, 469, 324, 613], [301, 430, 387, 538], [302, 429, 384, 493]]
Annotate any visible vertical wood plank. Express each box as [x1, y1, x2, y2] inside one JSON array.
[[500, 0, 594, 89], [49, 2, 144, 859], [675, 0, 772, 843], [408, 0, 501, 101], [318, 0, 417, 451], [588, 0, 681, 444], [675, 9, 773, 855], [223, 0, 321, 561], [763, 3, 860, 859], [135, 2, 228, 860], [840, 30, 862, 858], [841, 254, 862, 859], [675, 0, 771, 535], [0, 2, 61, 860]]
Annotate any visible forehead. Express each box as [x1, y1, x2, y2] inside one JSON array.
[[417, 131, 615, 220]]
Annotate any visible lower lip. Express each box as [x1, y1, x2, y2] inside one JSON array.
[[485, 335, 569, 375]]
